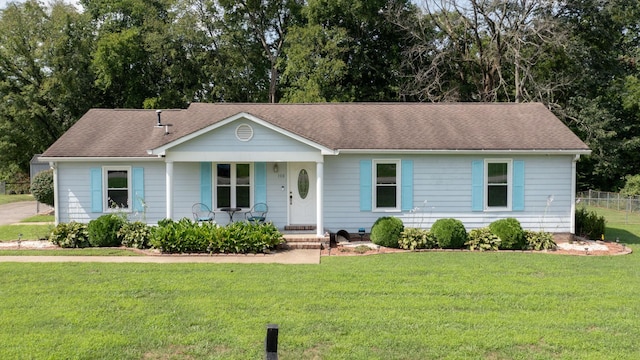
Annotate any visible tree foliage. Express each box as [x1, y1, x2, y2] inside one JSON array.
[[0, 0, 639, 191]]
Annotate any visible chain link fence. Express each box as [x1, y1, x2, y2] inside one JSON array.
[[577, 190, 640, 224], [577, 190, 640, 211]]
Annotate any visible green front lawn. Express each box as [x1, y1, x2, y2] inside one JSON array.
[[0, 206, 638, 359], [1, 252, 639, 359], [0, 224, 52, 241], [0, 194, 33, 205]]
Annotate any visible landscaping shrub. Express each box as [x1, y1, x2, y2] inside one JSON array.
[[524, 230, 556, 251], [398, 228, 437, 250], [150, 218, 284, 254], [118, 221, 152, 249], [49, 222, 90, 248], [370, 216, 404, 248], [430, 218, 467, 249], [215, 221, 284, 253], [88, 213, 126, 247], [150, 218, 212, 253], [575, 207, 606, 240], [30, 169, 54, 206], [465, 227, 500, 251], [489, 218, 525, 250]]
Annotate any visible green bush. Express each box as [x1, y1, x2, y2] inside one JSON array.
[[30, 169, 54, 207], [118, 221, 152, 249], [620, 174, 640, 197], [88, 213, 126, 247], [465, 227, 500, 251], [398, 228, 437, 250], [524, 230, 556, 251], [430, 218, 467, 249], [49, 222, 90, 248], [370, 217, 404, 248], [215, 221, 284, 253], [575, 207, 606, 240], [150, 218, 284, 254], [489, 218, 525, 250]]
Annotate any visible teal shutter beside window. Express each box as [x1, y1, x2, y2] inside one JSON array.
[[471, 160, 483, 211], [90, 168, 102, 213], [512, 160, 525, 211], [132, 167, 144, 212], [255, 162, 267, 204], [401, 160, 413, 211], [200, 162, 212, 209], [360, 160, 372, 211]]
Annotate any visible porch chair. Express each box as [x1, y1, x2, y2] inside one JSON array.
[[244, 202, 268, 223], [192, 203, 215, 223]]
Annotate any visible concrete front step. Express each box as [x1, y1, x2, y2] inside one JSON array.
[[280, 242, 323, 250], [282, 234, 327, 249]]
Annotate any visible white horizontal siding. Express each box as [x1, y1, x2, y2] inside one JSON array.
[[322, 154, 575, 234], [171, 121, 316, 153], [56, 162, 166, 224]]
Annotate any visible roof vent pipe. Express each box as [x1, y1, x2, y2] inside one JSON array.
[[156, 109, 162, 127]]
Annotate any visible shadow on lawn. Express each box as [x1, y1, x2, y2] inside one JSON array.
[[606, 227, 640, 245]]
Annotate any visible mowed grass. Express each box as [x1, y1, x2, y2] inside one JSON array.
[[0, 194, 33, 205], [0, 224, 53, 241], [585, 205, 640, 245], [1, 254, 639, 359], [0, 205, 638, 359]]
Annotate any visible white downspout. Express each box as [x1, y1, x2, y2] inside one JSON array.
[[570, 154, 580, 234], [50, 162, 59, 225], [166, 160, 174, 219], [316, 161, 324, 237]]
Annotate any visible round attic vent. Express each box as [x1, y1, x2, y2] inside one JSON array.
[[235, 124, 254, 141]]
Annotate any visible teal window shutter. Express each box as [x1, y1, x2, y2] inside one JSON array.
[[512, 160, 525, 211], [471, 160, 483, 211], [360, 160, 372, 211], [401, 160, 413, 211], [255, 162, 267, 204], [132, 167, 144, 212], [90, 168, 103, 213], [200, 162, 212, 209]]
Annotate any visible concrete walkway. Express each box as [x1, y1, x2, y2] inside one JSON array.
[[0, 201, 52, 225], [0, 202, 320, 264], [0, 248, 321, 264]]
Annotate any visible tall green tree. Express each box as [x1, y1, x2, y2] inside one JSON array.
[[0, 0, 94, 176], [218, 0, 305, 103], [558, 0, 640, 190], [291, 0, 412, 102], [83, 0, 206, 108]]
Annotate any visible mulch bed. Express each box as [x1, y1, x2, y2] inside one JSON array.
[[321, 239, 632, 257]]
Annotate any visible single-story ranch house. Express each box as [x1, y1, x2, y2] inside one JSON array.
[[40, 102, 590, 238]]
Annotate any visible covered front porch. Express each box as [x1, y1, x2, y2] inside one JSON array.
[[147, 112, 338, 239], [162, 160, 328, 238]]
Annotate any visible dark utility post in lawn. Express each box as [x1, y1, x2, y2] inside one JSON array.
[[265, 324, 278, 359]]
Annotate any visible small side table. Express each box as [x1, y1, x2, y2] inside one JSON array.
[[220, 207, 241, 222]]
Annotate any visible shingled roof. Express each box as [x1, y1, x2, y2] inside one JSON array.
[[41, 102, 590, 158]]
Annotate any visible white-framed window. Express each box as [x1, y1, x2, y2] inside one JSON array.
[[215, 163, 252, 209], [485, 159, 512, 210], [103, 166, 131, 211], [373, 159, 400, 211]]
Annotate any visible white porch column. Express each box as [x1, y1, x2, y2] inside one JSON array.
[[166, 160, 174, 219], [316, 161, 324, 237]]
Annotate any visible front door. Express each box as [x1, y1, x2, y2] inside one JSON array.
[[288, 162, 316, 225]]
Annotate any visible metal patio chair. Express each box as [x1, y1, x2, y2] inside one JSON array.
[[192, 203, 215, 223]]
